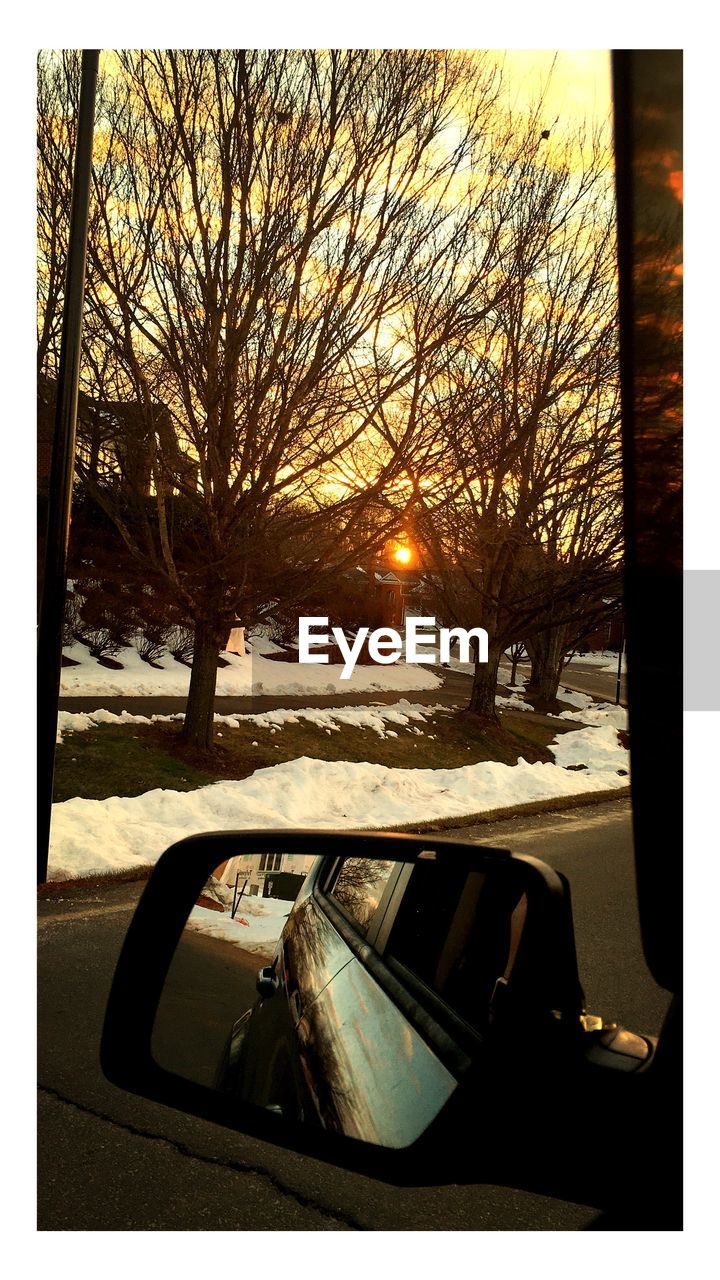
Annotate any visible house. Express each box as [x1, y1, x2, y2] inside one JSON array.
[[352, 566, 406, 628], [578, 612, 624, 653], [215, 852, 317, 900]]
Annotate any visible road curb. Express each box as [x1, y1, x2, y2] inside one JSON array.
[[375, 785, 632, 834]]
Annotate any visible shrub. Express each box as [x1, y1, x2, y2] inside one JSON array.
[[62, 588, 81, 649], [166, 624, 195, 663], [75, 579, 135, 658], [134, 626, 170, 665], [129, 585, 179, 664], [267, 609, 297, 647]]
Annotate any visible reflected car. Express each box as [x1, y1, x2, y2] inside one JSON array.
[[215, 851, 653, 1149]]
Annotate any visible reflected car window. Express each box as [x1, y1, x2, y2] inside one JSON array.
[[328, 858, 396, 936], [385, 864, 528, 1033]]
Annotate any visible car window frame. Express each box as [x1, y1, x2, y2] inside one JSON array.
[[321, 854, 405, 947], [315, 855, 488, 1070]]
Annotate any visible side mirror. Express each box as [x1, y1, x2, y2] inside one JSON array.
[[256, 965, 279, 999], [102, 831, 590, 1182]]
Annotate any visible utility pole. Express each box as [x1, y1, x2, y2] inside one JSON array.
[[37, 51, 99, 885]]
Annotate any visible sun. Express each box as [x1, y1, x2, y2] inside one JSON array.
[[394, 546, 412, 566]]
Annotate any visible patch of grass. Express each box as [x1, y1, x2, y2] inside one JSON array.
[[38, 864, 155, 895], [53, 708, 576, 803], [53, 725, 219, 802]]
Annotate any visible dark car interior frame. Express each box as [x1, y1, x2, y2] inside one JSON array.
[[87, 49, 681, 1223]]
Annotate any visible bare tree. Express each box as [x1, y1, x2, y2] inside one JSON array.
[[521, 381, 623, 707], [37, 52, 622, 742], [37, 51, 80, 379], [506, 641, 528, 688], [49, 49, 537, 749], [406, 136, 621, 720]]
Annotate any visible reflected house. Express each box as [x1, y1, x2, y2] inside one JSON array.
[[215, 852, 317, 900]]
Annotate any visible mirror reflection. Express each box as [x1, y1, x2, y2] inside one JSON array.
[[152, 849, 534, 1149]]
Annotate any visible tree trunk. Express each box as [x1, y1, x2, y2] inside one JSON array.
[[182, 618, 223, 750], [465, 642, 502, 721], [526, 626, 568, 711], [509, 645, 525, 686]]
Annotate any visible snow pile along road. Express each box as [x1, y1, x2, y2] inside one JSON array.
[[48, 723, 630, 881], [557, 702, 628, 730], [59, 640, 443, 698]]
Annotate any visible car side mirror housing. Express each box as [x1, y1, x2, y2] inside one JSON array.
[[101, 830, 588, 1184], [256, 965, 279, 999]]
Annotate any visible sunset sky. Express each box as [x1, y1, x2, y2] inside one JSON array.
[[495, 50, 612, 129], [97, 48, 614, 131]]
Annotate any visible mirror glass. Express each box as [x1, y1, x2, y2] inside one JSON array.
[[151, 848, 539, 1149]]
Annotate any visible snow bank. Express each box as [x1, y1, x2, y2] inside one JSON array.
[[48, 725, 630, 881], [187, 897, 292, 958], [557, 687, 595, 710], [59, 640, 442, 698], [567, 651, 626, 673], [557, 702, 628, 730]]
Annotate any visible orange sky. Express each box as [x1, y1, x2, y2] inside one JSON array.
[[494, 50, 613, 129]]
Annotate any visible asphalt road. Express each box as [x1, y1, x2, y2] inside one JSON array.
[[505, 659, 628, 708], [38, 796, 670, 1231], [153, 929, 261, 1088]]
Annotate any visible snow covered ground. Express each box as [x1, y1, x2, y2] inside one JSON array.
[[496, 692, 534, 712], [566, 651, 626, 673], [556, 687, 594, 710], [59, 639, 443, 698], [48, 715, 630, 881], [558, 702, 628, 730], [56, 691, 542, 744], [186, 896, 292, 959], [56, 698, 449, 743]]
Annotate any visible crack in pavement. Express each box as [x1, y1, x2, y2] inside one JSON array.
[[38, 1083, 365, 1230]]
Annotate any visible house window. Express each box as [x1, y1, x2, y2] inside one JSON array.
[[259, 852, 283, 872]]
